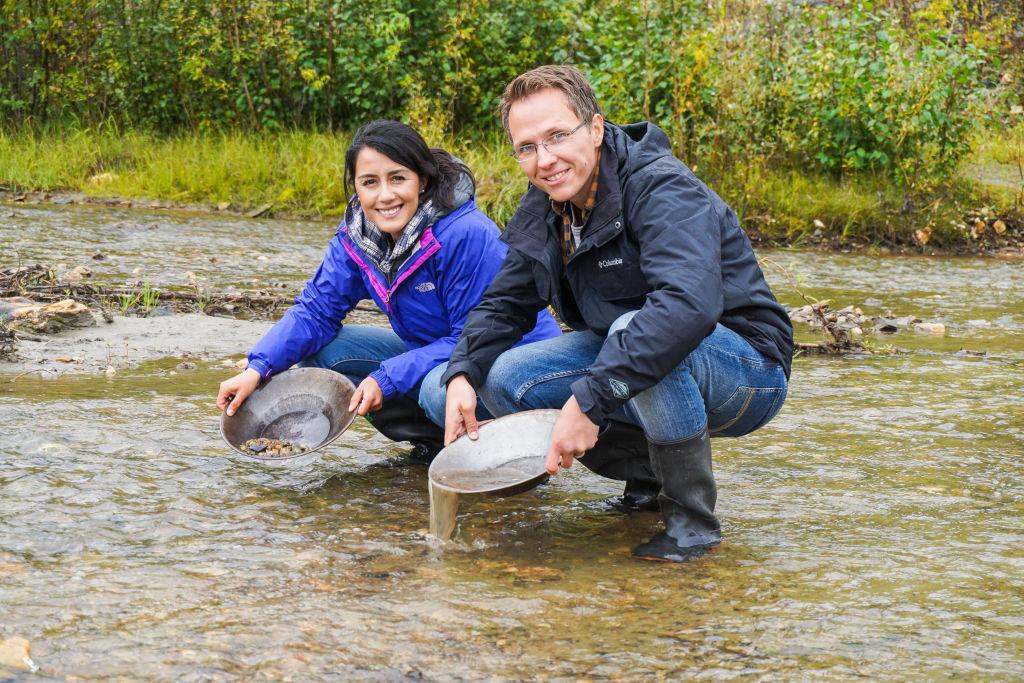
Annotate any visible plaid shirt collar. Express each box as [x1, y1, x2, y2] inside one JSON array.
[[550, 150, 601, 264]]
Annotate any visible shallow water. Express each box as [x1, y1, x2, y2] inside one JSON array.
[[2, 205, 1023, 679]]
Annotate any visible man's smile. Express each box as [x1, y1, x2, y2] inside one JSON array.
[[542, 168, 571, 183]]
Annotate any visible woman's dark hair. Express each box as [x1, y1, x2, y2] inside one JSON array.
[[344, 120, 473, 214]]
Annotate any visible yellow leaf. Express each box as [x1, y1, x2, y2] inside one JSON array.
[[993, 219, 1007, 235]]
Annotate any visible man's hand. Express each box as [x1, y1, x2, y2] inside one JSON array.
[[444, 374, 479, 445], [218, 368, 262, 416], [545, 395, 600, 474], [348, 376, 384, 416]]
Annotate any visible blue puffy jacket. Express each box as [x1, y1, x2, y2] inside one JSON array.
[[247, 198, 562, 399]]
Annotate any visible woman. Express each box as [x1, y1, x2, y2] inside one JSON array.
[[217, 120, 562, 462]]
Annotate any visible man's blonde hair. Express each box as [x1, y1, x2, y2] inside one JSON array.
[[499, 65, 602, 139]]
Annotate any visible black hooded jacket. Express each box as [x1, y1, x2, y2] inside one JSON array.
[[442, 121, 793, 424]]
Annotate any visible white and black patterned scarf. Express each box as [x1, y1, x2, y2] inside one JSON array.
[[345, 195, 437, 280], [345, 167, 475, 280]]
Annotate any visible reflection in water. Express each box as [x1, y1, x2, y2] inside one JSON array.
[[2, 206, 1023, 679]]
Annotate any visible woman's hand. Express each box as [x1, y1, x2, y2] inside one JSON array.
[[218, 368, 262, 416], [349, 376, 384, 416]]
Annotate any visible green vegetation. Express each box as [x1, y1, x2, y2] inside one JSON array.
[[2, 125, 1019, 247], [1, 0, 1022, 247], [113, 279, 161, 315]]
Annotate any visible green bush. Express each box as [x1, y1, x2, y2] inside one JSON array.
[[0, 0, 1015, 188]]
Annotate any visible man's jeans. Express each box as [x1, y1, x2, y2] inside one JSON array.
[[470, 312, 788, 445], [299, 325, 456, 428]]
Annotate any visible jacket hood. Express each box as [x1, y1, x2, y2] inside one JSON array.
[[606, 121, 675, 184], [436, 161, 475, 220]]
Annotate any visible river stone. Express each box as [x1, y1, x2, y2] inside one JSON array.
[[58, 265, 93, 283], [874, 317, 899, 333], [913, 322, 946, 336], [1, 297, 96, 334], [0, 637, 37, 672]]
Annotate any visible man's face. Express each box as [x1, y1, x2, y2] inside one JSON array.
[[507, 88, 604, 208]]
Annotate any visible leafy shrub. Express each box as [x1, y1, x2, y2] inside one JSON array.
[[0, 0, 1012, 189]]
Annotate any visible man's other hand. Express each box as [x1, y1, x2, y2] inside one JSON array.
[[444, 374, 479, 445], [545, 395, 600, 474]]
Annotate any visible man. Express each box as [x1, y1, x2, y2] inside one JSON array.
[[441, 65, 793, 562]]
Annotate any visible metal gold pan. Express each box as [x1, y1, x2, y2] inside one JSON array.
[[221, 367, 357, 466], [428, 410, 560, 496]]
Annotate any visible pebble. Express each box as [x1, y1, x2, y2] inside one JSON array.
[[875, 318, 899, 333], [913, 322, 946, 336], [58, 265, 93, 283], [0, 637, 37, 672]]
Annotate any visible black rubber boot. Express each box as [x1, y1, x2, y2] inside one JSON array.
[[365, 395, 445, 465], [577, 421, 661, 513], [632, 428, 721, 562]]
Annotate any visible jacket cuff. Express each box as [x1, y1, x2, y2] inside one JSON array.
[[246, 357, 272, 381], [440, 361, 482, 389], [570, 376, 623, 426], [369, 369, 398, 400]]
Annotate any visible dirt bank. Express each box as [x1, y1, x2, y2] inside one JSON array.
[[0, 313, 273, 378]]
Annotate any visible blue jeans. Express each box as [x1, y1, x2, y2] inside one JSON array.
[[299, 325, 457, 428], [477, 312, 788, 444]]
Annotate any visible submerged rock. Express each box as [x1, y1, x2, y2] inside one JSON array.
[[0, 637, 37, 672], [913, 322, 946, 336]]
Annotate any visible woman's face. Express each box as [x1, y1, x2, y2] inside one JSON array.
[[353, 146, 425, 238]]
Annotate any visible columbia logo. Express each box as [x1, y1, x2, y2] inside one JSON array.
[[415, 282, 436, 292], [598, 258, 623, 269], [609, 378, 630, 399]]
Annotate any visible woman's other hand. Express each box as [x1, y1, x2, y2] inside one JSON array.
[[218, 368, 262, 416], [349, 376, 384, 416]]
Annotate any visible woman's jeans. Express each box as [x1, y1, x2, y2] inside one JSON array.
[[473, 312, 788, 445], [297, 325, 456, 428]]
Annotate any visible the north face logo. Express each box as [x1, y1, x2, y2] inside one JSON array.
[[415, 282, 436, 292], [609, 378, 629, 399]]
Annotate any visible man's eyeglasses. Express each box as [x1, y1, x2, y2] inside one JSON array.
[[510, 120, 589, 162]]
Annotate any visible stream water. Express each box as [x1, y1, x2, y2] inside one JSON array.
[[2, 204, 1023, 679]]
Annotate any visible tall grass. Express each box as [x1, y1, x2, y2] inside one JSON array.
[[0, 123, 1019, 246]]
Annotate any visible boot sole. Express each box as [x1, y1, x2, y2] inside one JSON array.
[[631, 543, 720, 563]]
